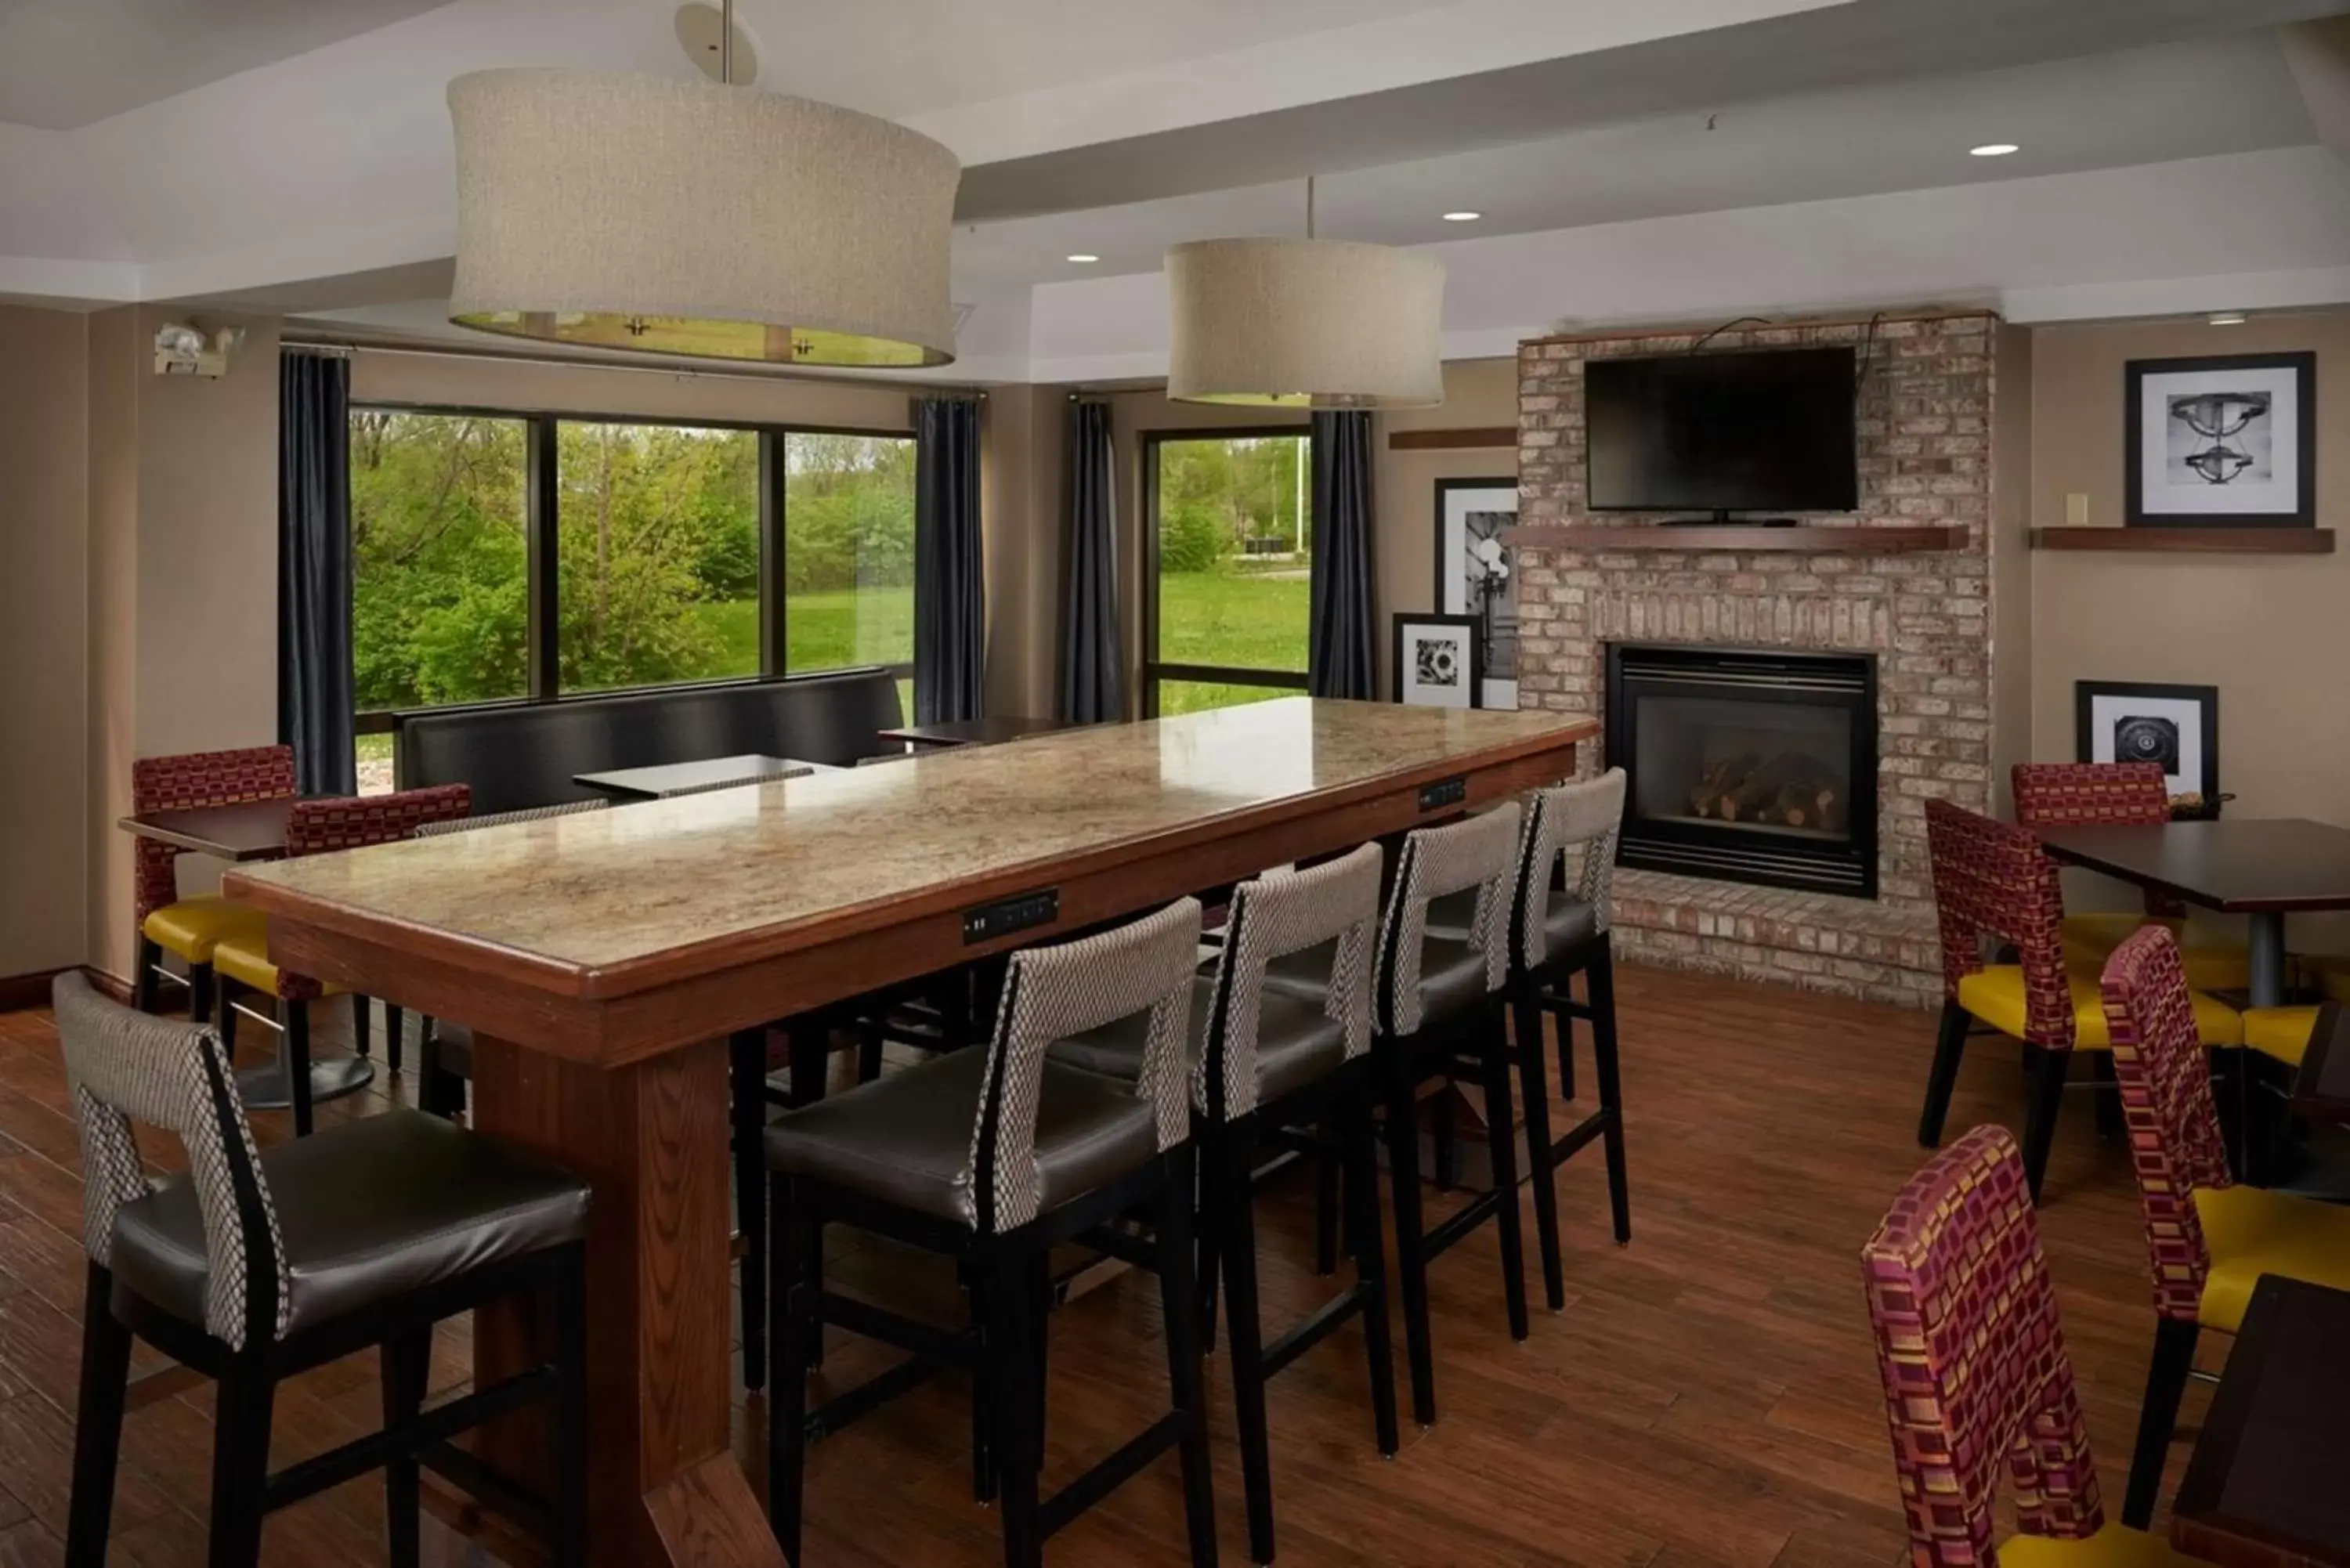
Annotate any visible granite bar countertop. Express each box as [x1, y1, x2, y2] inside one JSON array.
[[227, 698, 1593, 981]]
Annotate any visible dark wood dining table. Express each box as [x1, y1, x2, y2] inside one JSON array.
[[874, 714, 1076, 750], [2171, 1274, 2350, 1566], [117, 797, 298, 861], [2032, 818, 2350, 1008], [224, 699, 1596, 1568], [574, 753, 821, 800]]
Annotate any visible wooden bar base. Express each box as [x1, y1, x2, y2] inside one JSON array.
[[472, 1034, 780, 1568]]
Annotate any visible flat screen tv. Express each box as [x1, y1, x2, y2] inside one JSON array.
[[1585, 345, 1859, 514]]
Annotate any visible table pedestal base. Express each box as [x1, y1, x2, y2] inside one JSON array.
[[471, 1034, 781, 1568]]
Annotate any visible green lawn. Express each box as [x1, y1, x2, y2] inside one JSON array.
[[692, 587, 916, 674]]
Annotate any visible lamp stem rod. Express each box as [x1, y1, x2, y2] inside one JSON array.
[[721, 0, 734, 85]]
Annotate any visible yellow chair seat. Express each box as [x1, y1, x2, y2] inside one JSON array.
[[2001, 1523, 2199, 1567], [2241, 1005, 2319, 1070], [209, 926, 342, 999], [2302, 954, 2350, 1003], [2059, 913, 2251, 992], [1956, 964, 2243, 1052], [2193, 1182, 2350, 1334], [141, 896, 268, 964]]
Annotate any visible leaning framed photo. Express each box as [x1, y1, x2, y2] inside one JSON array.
[[1432, 479, 1520, 709], [1393, 613, 1484, 710], [2124, 351, 2316, 526], [2073, 680, 2219, 806]]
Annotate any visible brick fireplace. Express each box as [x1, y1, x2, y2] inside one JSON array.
[[1513, 311, 2021, 1008]]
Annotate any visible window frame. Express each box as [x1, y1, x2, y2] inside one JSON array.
[[349, 399, 917, 733], [1141, 425, 1316, 717]]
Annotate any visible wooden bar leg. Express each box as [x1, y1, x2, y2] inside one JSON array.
[[472, 1034, 782, 1568]]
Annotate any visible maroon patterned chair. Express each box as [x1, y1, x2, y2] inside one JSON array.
[[2098, 924, 2350, 1527], [2010, 763, 2247, 991], [1863, 1124, 2192, 1566], [1918, 799, 2240, 1202], [131, 745, 294, 1021], [210, 786, 470, 1134]]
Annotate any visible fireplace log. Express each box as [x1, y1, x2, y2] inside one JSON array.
[[1689, 753, 1760, 818]]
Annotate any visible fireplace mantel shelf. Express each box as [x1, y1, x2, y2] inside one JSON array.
[[1500, 524, 1969, 554]]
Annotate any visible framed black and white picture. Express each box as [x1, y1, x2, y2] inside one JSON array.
[[2125, 352, 2316, 527], [1433, 479, 1520, 709], [2073, 680, 2219, 804], [1393, 613, 1484, 710]]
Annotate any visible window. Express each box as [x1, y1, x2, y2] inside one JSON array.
[[555, 421, 761, 692], [1145, 432, 1313, 716], [350, 404, 916, 789], [783, 433, 915, 675]]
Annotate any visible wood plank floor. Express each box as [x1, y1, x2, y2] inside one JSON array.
[[0, 967, 2222, 1566]]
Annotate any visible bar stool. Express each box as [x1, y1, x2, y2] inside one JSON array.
[[1268, 804, 1527, 1430], [1432, 769, 1631, 1312], [1050, 844, 1396, 1566], [762, 899, 1219, 1568], [211, 786, 471, 1134], [52, 974, 591, 1568], [130, 745, 293, 1022]]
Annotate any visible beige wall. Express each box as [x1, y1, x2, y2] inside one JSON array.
[[2030, 309, 2350, 940], [1378, 358, 1520, 699], [0, 305, 91, 977], [1990, 322, 2034, 817], [349, 349, 924, 432], [2028, 310, 2350, 822], [79, 306, 284, 982], [980, 385, 1063, 719]]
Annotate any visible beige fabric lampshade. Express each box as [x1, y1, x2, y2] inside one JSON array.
[[1165, 237, 1445, 408], [447, 69, 960, 367]]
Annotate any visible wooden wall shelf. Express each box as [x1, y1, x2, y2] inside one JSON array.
[[1386, 427, 1517, 451], [2030, 527, 2335, 555], [1499, 524, 1969, 555]]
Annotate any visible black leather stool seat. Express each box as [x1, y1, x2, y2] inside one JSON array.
[[1426, 888, 1599, 959], [110, 1110, 591, 1337], [1264, 934, 1490, 1025], [762, 1046, 1159, 1227], [1051, 974, 1348, 1104]]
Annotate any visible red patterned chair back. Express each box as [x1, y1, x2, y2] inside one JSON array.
[[2098, 925, 2231, 1324], [285, 786, 472, 858], [2011, 763, 2185, 917], [130, 745, 297, 926], [1864, 1125, 2106, 1563], [1925, 798, 2075, 1047]]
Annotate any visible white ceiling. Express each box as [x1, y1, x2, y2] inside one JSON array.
[[0, 0, 460, 130], [9, 0, 2350, 384]]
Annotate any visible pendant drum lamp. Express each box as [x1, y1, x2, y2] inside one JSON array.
[[446, 3, 961, 367], [1166, 179, 1445, 408]]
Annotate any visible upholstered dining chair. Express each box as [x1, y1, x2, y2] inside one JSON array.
[[1429, 768, 1631, 1313], [1864, 1124, 2194, 1566], [1264, 803, 1528, 1430], [130, 744, 293, 1023], [210, 785, 471, 1133], [761, 899, 1217, 1568], [1050, 844, 1397, 1566], [2010, 762, 2249, 992], [2098, 923, 2350, 1528], [52, 973, 591, 1568], [1919, 799, 2243, 1201]]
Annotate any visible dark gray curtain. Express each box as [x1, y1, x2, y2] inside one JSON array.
[[913, 394, 985, 724], [277, 351, 356, 794], [1308, 410, 1377, 700], [1059, 399, 1124, 723]]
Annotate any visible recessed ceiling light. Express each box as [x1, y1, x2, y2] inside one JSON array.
[[1969, 143, 2020, 157], [1441, 211, 1484, 222], [1066, 253, 1100, 264], [2209, 311, 2247, 326]]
